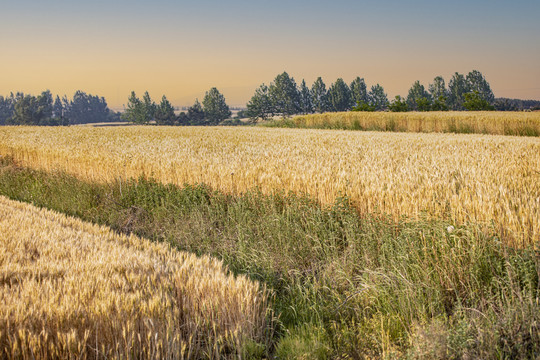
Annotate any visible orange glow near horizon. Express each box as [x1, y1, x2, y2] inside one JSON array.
[[4, 51, 539, 110], [2, 1, 539, 108]]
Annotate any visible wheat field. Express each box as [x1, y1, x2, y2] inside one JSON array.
[[0, 126, 538, 244], [288, 111, 540, 136], [0, 196, 270, 359]]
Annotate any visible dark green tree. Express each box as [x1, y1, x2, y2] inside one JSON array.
[[416, 97, 432, 111], [36, 90, 53, 124], [388, 95, 409, 112], [122, 91, 153, 124], [155, 95, 176, 125], [428, 76, 449, 111], [269, 72, 301, 117], [0, 94, 14, 125], [492, 98, 540, 111], [431, 95, 449, 111], [493, 98, 519, 111], [429, 76, 447, 99], [351, 101, 375, 112], [202, 87, 231, 125], [11, 94, 40, 125], [187, 99, 205, 125], [9, 91, 54, 125], [123, 92, 146, 124], [67, 91, 109, 124], [448, 72, 469, 110], [328, 78, 352, 112], [350, 77, 368, 107], [407, 81, 431, 111], [299, 79, 313, 114], [311, 77, 329, 113], [466, 70, 494, 104], [142, 91, 156, 123], [463, 91, 495, 111], [89, 95, 109, 123], [107, 110, 122, 122], [62, 95, 70, 118], [246, 84, 272, 122], [368, 84, 388, 111], [176, 112, 189, 126], [52, 95, 65, 125]]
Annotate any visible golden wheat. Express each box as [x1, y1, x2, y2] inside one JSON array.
[[0, 126, 538, 244], [291, 111, 540, 136], [0, 196, 270, 359]]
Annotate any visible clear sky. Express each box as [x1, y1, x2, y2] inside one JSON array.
[[1, 0, 539, 108]]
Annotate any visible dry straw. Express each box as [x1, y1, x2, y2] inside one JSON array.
[[0, 126, 538, 245], [0, 196, 271, 359]]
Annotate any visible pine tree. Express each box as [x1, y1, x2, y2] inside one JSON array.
[[187, 99, 205, 125], [368, 84, 388, 111], [36, 90, 53, 123], [429, 76, 448, 111], [177, 112, 189, 126], [429, 76, 447, 99], [448, 72, 469, 110], [52, 95, 65, 125], [123, 91, 146, 124], [269, 72, 301, 117], [466, 70, 494, 104], [12, 94, 37, 125], [328, 78, 352, 112], [407, 81, 431, 111], [350, 77, 368, 107], [0, 95, 14, 125], [246, 84, 272, 122], [311, 77, 329, 113], [155, 95, 176, 125], [299, 79, 313, 114], [202, 87, 231, 125], [142, 91, 156, 123]]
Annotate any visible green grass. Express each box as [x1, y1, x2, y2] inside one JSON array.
[[0, 156, 538, 359]]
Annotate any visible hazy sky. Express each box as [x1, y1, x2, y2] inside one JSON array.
[[2, 0, 539, 108]]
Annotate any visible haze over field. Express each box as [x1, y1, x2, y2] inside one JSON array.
[[2, 0, 539, 108]]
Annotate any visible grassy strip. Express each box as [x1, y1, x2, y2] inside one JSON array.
[[0, 157, 538, 358], [264, 111, 540, 137]]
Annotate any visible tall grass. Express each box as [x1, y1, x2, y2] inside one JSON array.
[[0, 126, 538, 245], [266, 111, 540, 136], [0, 195, 271, 359], [1, 160, 538, 358]]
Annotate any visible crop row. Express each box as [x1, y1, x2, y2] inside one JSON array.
[[0, 196, 270, 359], [271, 111, 540, 136]]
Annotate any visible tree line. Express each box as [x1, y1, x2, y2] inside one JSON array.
[[0, 90, 119, 126], [0, 87, 235, 127], [122, 87, 232, 126], [2, 73, 539, 127], [246, 70, 505, 120], [493, 98, 540, 111]]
